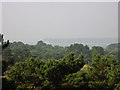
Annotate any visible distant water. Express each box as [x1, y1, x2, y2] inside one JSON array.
[[43, 38, 118, 48]]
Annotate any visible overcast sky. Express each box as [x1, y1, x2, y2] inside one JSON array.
[[2, 2, 118, 44]]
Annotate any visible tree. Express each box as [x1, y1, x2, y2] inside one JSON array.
[[63, 71, 89, 89], [0, 34, 9, 50], [0, 34, 10, 75], [91, 46, 104, 55], [66, 43, 91, 63], [107, 64, 120, 89], [44, 53, 85, 88], [7, 57, 46, 89], [87, 51, 119, 89]]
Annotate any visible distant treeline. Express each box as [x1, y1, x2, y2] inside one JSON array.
[[2, 40, 119, 65]]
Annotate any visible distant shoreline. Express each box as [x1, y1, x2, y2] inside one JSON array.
[[43, 38, 118, 48], [7, 38, 118, 49]]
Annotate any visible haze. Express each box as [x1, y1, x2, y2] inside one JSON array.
[[2, 2, 118, 44]]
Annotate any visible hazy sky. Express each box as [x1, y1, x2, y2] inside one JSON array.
[[2, 2, 118, 44]]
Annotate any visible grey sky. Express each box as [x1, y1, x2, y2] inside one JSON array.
[[2, 2, 118, 44]]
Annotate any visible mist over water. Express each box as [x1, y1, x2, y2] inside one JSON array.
[[43, 38, 118, 48]]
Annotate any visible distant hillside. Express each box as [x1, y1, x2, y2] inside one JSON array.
[[106, 43, 120, 51]]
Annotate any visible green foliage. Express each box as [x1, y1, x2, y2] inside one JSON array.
[[9, 42, 31, 63], [66, 44, 91, 63], [6, 51, 120, 89], [115, 82, 120, 90], [91, 46, 104, 55], [63, 71, 89, 89], [7, 53, 85, 89], [2, 60, 9, 75], [4, 41, 93, 65], [106, 43, 120, 51], [87, 52, 119, 89], [107, 64, 120, 89], [2, 39, 120, 89], [64, 52, 85, 73], [105, 43, 120, 61], [44, 53, 85, 88], [7, 57, 46, 89]]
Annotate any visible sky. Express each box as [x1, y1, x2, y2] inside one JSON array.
[[1, 2, 118, 44], [1, 0, 119, 2]]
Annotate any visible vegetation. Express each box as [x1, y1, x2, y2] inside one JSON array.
[[1, 34, 120, 89], [2, 40, 109, 65]]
